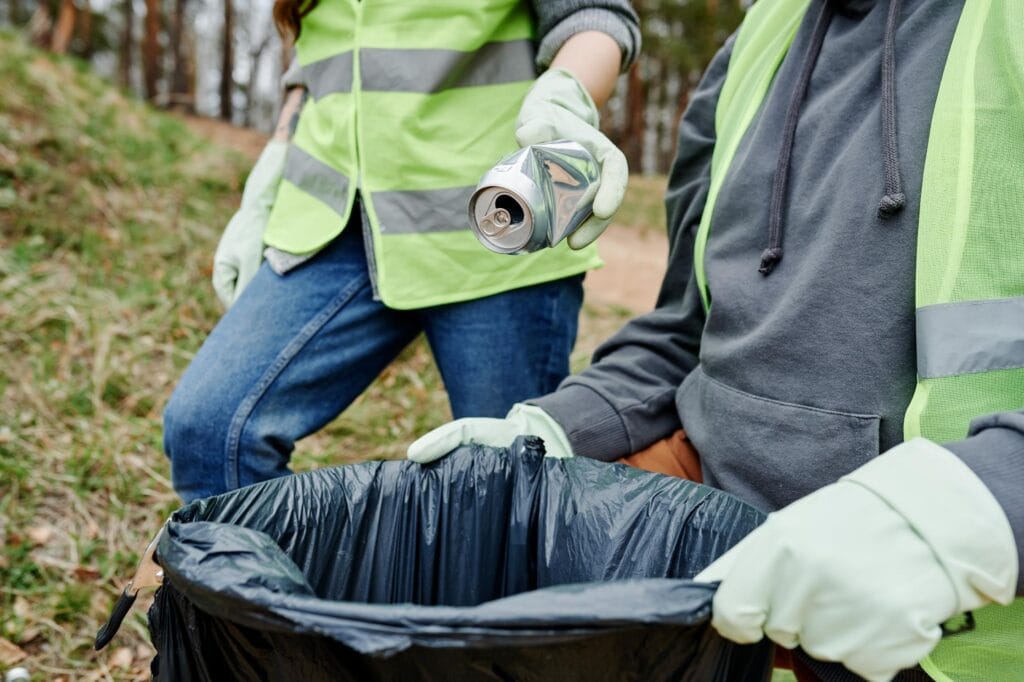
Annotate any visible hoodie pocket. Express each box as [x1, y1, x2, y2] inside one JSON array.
[[676, 367, 880, 512]]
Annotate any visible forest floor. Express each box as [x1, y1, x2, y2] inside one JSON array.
[[0, 31, 677, 680]]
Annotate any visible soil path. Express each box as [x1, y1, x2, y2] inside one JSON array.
[[586, 226, 667, 313], [183, 116, 669, 313]]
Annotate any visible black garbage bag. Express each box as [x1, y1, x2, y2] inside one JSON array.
[[148, 437, 773, 681]]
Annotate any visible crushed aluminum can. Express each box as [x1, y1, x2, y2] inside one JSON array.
[[469, 140, 600, 254]]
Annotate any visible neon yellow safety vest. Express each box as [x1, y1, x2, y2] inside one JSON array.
[[263, 1, 601, 309], [693, 1, 1024, 679]]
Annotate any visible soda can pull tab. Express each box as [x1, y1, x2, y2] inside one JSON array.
[[480, 207, 513, 237]]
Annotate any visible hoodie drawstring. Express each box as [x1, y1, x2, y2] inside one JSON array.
[[760, 0, 905, 276], [760, 1, 835, 276], [878, 0, 905, 218]]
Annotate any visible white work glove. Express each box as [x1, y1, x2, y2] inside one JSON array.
[[407, 404, 573, 464], [696, 438, 1018, 682], [514, 68, 628, 249], [212, 140, 289, 308]]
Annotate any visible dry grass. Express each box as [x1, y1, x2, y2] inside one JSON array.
[[0, 31, 642, 680]]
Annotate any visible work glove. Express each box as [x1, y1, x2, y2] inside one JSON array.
[[514, 68, 628, 250], [212, 140, 288, 308], [407, 404, 573, 464], [696, 438, 1018, 682]]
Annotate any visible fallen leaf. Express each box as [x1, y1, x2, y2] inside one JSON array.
[[109, 646, 134, 669], [27, 526, 53, 546], [13, 597, 30, 619], [17, 626, 41, 645], [0, 637, 27, 666], [73, 565, 101, 581]]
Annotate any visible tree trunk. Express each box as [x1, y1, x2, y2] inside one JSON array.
[[622, 60, 646, 173], [220, 0, 235, 121], [243, 33, 270, 127], [77, 0, 94, 59], [142, 0, 162, 102], [29, 3, 53, 49], [119, 0, 134, 89], [168, 0, 193, 111], [8, 0, 22, 24], [669, 78, 691, 171], [50, 0, 76, 54]]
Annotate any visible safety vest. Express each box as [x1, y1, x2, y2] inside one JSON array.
[[262, 1, 601, 309], [693, 1, 1024, 679]]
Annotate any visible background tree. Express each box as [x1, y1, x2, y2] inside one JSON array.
[[168, 0, 195, 112], [219, 0, 234, 121], [0, 0, 746, 173], [49, 0, 75, 54], [118, 0, 133, 89], [141, 0, 161, 101]]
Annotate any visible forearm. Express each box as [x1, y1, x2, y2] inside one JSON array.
[[944, 411, 1024, 593], [548, 31, 621, 108], [271, 86, 306, 142]]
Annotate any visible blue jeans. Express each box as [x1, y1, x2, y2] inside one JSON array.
[[164, 226, 584, 501]]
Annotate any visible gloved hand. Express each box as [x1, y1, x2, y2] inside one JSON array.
[[514, 68, 628, 249], [407, 404, 573, 464], [212, 140, 289, 308], [696, 438, 1017, 682]]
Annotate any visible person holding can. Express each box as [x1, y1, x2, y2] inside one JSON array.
[[162, 1, 639, 502], [409, 1, 1024, 680]]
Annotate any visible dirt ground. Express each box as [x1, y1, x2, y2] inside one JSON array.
[[586, 225, 667, 312], [180, 115, 671, 314]]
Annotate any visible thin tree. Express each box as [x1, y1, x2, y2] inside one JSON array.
[[621, 61, 646, 172], [142, 0, 162, 102], [168, 0, 194, 112], [220, 0, 235, 121], [119, 0, 134, 89], [77, 0, 95, 59], [244, 30, 271, 127], [29, 3, 53, 48], [50, 0, 77, 55]]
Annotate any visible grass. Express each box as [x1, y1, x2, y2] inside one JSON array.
[[0, 31, 655, 680]]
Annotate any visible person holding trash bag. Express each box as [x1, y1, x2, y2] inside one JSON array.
[[409, 0, 1024, 680], [162, 1, 640, 502]]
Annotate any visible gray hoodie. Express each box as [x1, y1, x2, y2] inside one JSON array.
[[533, 0, 1024, 599]]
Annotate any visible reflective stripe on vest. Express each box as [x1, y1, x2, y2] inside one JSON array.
[[299, 40, 536, 100], [262, 0, 600, 309], [916, 297, 1024, 379], [282, 146, 349, 217], [698, 1, 1024, 680], [281, 146, 473, 235]]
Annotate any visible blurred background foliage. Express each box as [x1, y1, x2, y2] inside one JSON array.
[[0, 0, 745, 173]]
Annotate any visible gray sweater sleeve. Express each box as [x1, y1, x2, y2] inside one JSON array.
[[531, 0, 641, 72], [530, 38, 734, 461], [943, 413, 1024, 593]]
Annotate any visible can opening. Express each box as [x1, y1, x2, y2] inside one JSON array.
[[495, 194, 525, 225]]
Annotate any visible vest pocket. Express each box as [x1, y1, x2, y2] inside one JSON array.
[[676, 367, 880, 512]]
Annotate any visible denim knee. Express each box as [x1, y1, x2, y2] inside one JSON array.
[[163, 383, 228, 501]]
